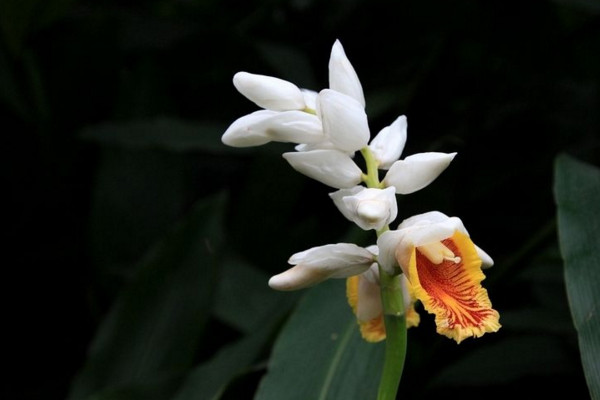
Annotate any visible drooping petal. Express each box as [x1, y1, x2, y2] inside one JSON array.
[[347, 272, 385, 342], [382, 152, 457, 194], [282, 149, 363, 189], [264, 110, 324, 144], [328, 39, 365, 107], [402, 274, 421, 328], [369, 115, 408, 169], [233, 72, 306, 111], [330, 186, 397, 231], [406, 231, 501, 343], [269, 243, 374, 291], [221, 110, 278, 147], [319, 89, 370, 153]]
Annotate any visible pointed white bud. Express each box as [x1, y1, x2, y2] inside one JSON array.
[[330, 186, 397, 231], [268, 243, 375, 291], [369, 115, 407, 169], [282, 149, 363, 189], [319, 89, 370, 153], [221, 110, 278, 147], [233, 72, 306, 111], [328, 40, 365, 107], [382, 152, 457, 194]]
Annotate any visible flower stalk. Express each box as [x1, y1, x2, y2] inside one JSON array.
[[360, 145, 407, 400]]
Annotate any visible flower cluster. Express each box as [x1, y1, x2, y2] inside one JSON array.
[[222, 40, 500, 344]]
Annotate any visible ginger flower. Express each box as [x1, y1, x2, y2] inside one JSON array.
[[377, 211, 500, 343]]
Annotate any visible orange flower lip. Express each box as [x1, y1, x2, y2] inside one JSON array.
[[409, 231, 500, 343]]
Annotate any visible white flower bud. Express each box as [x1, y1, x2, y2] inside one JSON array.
[[268, 243, 375, 291], [328, 39, 365, 107], [265, 111, 324, 144], [382, 152, 457, 194], [282, 149, 363, 189], [369, 115, 407, 169], [233, 72, 306, 111], [221, 110, 278, 147], [330, 186, 397, 231], [319, 89, 370, 153]]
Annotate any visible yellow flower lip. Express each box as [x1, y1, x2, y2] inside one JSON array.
[[408, 231, 501, 343]]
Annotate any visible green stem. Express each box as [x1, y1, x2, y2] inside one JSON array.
[[376, 267, 407, 400], [359, 146, 407, 400]]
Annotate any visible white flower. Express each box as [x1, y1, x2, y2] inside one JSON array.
[[233, 72, 306, 111], [330, 186, 398, 231], [268, 243, 375, 291], [328, 39, 365, 107], [382, 152, 457, 194], [369, 115, 407, 169], [222, 110, 324, 147], [282, 149, 363, 189], [377, 211, 493, 275], [318, 89, 370, 153]]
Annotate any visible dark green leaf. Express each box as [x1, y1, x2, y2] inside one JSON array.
[[254, 279, 385, 400], [67, 193, 227, 400], [555, 153, 600, 400], [213, 255, 299, 333]]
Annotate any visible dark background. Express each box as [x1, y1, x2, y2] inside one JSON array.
[[3, 0, 599, 399]]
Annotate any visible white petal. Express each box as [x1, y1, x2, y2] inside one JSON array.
[[340, 187, 397, 231], [288, 243, 374, 271], [233, 72, 305, 111], [282, 149, 363, 188], [269, 243, 374, 291], [264, 111, 324, 144], [376, 230, 405, 275], [319, 89, 370, 153], [301, 89, 318, 111], [328, 40, 365, 107], [369, 115, 407, 169], [476, 245, 494, 268], [357, 269, 383, 322], [221, 110, 278, 147], [329, 186, 364, 222], [382, 152, 456, 194]]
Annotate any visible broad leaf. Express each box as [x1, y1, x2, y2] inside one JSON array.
[[67, 193, 226, 400], [554, 153, 600, 400], [254, 279, 385, 400]]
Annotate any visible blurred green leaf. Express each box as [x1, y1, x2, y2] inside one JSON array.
[[89, 147, 188, 274], [80, 118, 231, 153], [213, 255, 299, 333], [254, 279, 385, 400], [67, 193, 226, 400], [554, 153, 600, 400], [172, 311, 283, 400]]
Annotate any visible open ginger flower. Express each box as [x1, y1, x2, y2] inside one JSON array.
[[377, 211, 500, 343]]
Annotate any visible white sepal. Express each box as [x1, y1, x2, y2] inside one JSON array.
[[382, 152, 457, 194], [356, 264, 382, 322], [318, 89, 370, 153], [330, 186, 397, 231], [282, 149, 363, 189], [369, 115, 407, 169], [233, 72, 305, 111], [328, 40, 365, 107], [268, 243, 375, 291], [221, 110, 278, 147]]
